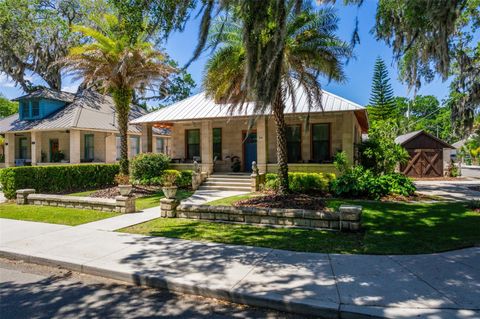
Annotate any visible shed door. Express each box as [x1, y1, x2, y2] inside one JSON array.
[[401, 149, 443, 178]]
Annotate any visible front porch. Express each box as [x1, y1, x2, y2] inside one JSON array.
[[2, 129, 158, 167], [145, 111, 363, 175]]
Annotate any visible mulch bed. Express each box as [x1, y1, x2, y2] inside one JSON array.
[[89, 185, 162, 199], [413, 177, 466, 181], [234, 194, 326, 210], [380, 193, 441, 202]]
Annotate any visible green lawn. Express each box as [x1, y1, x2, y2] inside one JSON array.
[[69, 189, 194, 211], [136, 189, 193, 210], [0, 204, 119, 226], [207, 193, 257, 206], [120, 199, 479, 254]]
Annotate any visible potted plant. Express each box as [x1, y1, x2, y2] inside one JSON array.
[[231, 156, 241, 172], [115, 173, 133, 196], [161, 170, 180, 199]]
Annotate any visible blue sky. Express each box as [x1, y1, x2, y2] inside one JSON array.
[[0, 1, 451, 106]]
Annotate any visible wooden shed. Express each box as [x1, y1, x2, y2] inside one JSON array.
[[395, 130, 454, 178]]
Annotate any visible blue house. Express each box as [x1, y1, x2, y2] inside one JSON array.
[[0, 88, 170, 167]]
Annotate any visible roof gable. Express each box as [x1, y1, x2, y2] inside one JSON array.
[[395, 130, 454, 149], [14, 88, 75, 103]]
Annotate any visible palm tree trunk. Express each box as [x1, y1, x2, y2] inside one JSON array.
[[273, 91, 289, 194], [112, 87, 133, 175]]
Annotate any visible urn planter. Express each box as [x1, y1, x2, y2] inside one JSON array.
[[118, 184, 133, 196], [162, 186, 178, 199]]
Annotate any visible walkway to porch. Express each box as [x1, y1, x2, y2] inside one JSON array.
[[181, 173, 251, 205]]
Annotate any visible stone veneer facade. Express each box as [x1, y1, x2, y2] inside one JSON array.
[[166, 112, 363, 174]]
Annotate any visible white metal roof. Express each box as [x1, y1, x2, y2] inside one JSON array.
[[131, 87, 366, 124]]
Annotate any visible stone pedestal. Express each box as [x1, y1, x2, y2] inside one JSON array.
[[192, 172, 201, 191], [339, 204, 362, 231], [160, 198, 178, 218], [115, 196, 136, 213], [16, 189, 36, 205], [250, 173, 266, 192]]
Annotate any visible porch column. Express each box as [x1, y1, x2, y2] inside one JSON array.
[[69, 129, 81, 164], [31, 131, 42, 165], [200, 121, 213, 174], [342, 112, 354, 164], [141, 123, 153, 153], [4, 132, 15, 167], [105, 133, 117, 163], [256, 116, 268, 173]]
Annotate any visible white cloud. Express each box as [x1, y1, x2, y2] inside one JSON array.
[[62, 83, 79, 93], [0, 73, 16, 88]]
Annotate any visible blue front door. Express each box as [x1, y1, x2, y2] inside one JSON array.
[[244, 132, 257, 172]]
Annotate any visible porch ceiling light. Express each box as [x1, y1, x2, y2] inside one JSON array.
[[153, 123, 173, 129]]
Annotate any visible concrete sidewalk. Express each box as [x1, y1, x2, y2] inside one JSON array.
[[0, 218, 478, 319], [77, 206, 160, 231], [180, 189, 248, 205]]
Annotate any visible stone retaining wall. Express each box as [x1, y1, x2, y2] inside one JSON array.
[[16, 189, 135, 213], [174, 203, 362, 231]]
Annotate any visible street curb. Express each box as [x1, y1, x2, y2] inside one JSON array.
[[0, 249, 355, 318]]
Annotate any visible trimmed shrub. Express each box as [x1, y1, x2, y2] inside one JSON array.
[[330, 166, 374, 198], [0, 164, 119, 199], [331, 166, 416, 199], [177, 170, 193, 188], [265, 173, 279, 190], [372, 173, 416, 197], [130, 153, 170, 185], [161, 169, 182, 186], [264, 172, 335, 194]]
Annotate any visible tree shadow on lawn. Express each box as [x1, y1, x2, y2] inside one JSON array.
[[358, 201, 480, 254], [126, 200, 480, 255], [147, 220, 365, 254]]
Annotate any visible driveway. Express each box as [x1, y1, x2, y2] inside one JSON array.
[[415, 180, 480, 201], [460, 165, 480, 179]]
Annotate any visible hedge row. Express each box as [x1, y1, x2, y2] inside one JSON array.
[[0, 164, 119, 199], [264, 172, 336, 194]]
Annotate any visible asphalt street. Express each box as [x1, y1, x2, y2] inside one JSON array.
[[0, 258, 303, 319]]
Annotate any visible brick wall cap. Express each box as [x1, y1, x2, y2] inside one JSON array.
[[339, 204, 362, 212], [16, 189, 36, 194]]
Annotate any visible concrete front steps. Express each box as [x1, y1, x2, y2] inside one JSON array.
[[199, 173, 251, 192]]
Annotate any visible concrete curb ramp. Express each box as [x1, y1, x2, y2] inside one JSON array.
[[0, 218, 479, 319]]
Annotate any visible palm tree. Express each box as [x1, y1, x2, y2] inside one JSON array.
[[62, 14, 174, 175], [204, 5, 351, 193]]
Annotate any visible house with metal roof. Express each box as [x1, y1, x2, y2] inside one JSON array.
[[0, 88, 170, 167], [132, 88, 369, 174]]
